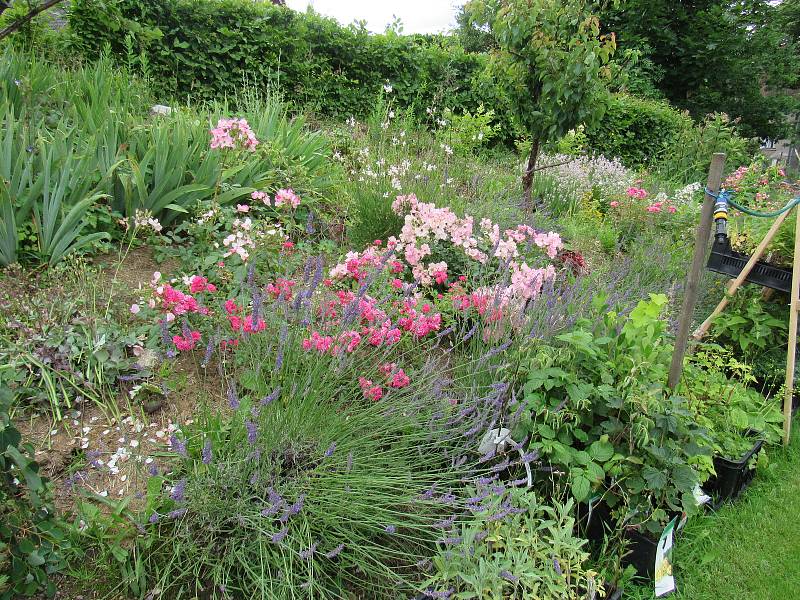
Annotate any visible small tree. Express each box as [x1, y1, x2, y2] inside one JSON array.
[[467, 0, 617, 208]]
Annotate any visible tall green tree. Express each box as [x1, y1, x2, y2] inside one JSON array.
[[466, 0, 617, 208], [603, 0, 799, 140]]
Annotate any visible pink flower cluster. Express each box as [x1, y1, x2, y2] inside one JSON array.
[[275, 189, 301, 208], [173, 331, 201, 351], [331, 194, 562, 309], [222, 217, 255, 262], [645, 202, 677, 214], [189, 276, 217, 294], [266, 278, 296, 301], [250, 188, 301, 209], [210, 118, 259, 151], [224, 299, 266, 333], [626, 187, 648, 199]]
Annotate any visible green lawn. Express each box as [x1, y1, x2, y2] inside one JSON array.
[[629, 425, 800, 600]]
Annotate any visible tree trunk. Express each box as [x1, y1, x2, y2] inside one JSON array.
[[522, 137, 541, 211], [0, 0, 64, 41]]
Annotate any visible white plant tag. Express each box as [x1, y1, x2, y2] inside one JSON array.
[[654, 517, 677, 597]]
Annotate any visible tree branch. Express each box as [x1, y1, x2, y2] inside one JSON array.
[[0, 0, 64, 42]]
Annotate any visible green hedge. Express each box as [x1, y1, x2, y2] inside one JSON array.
[[67, 0, 513, 137], [583, 94, 694, 168]]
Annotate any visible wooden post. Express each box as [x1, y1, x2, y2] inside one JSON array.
[[783, 208, 800, 445], [667, 153, 726, 390], [693, 209, 791, 340]]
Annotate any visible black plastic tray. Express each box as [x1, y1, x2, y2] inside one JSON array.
[[705, 435, 764, 507], [707, 237, 792, 293]]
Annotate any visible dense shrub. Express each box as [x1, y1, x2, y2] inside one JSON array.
[[67, 0, 515, 139], [583, 94, 694, 168]]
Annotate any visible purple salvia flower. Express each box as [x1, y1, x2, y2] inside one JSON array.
[[500, 570, 519, 584], [270, 527, 288, 543], [324, 442, 336, 458], [261, 504, 281, 517], [325, 543, 345, 558], [479, 339, 513, 364], [436, 493, 457, 504], [261, 386, 281, 406], [384, 525, 396, 534], [553, 557, 562, 575], [298, 542, 318, 560], [246, 420, 258, 445], [168, 508, 187, 519], [202, 439, 212, 465], [169, 434, 187, 457], [310, 256, 324, 291], [170, 479, 187, 502], [227, 382, 239, 409]]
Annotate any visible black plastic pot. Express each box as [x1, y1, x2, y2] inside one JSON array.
[[707, 237, 792, 293], [621, 529, 659, 581], [575, 500, 614, 544], [706, 434, 764, 507]]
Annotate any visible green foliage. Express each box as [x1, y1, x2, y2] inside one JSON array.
[[0, 383, 67, 599], [602, 0, 800, 140], [467, 0, 617, 202], [515, 294, 712, 535], [583, 94, 693, 168], [682, 345, 783, 460], [67, 0, 511, 138], [424, 491, 601, 599]]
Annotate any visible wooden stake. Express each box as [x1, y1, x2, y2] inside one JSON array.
[[693, 208, 791, 340], [783, 208, 800, 445], [668, 153, 726, 390]]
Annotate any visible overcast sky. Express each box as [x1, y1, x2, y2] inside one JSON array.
[[284, 1, 464, 34]]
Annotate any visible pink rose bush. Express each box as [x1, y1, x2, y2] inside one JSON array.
[[330, 194, 563, 327]]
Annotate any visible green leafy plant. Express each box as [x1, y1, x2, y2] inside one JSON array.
[[0, 383, 67, 599], [423, 490, 602, 599], [514, 294, 712, 535]]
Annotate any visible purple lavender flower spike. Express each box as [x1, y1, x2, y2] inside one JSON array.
[[200, 334, 215, 368], [325, 543, 345, 558], [270, 527, 288, 543], [298, 542, 318, 560], [246, 420, 258, 445], [261, 386, 281, 406], [202, 439, 212, 465], [168, 508, 187, 519], [384, 524, 396, 534], [170, 434, 187, 457], [305, 212, 315, 234], [423, 590, 453, 599], [148, 512, 160, 524], [160, 319, 171, 346], [275, 324, 288, 371], [148, 462, 159, 476], [227, 382, 239, 409], [324, 442, 336, 458], [246, 261, 256, 286], [170, 479, 187, 502]]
